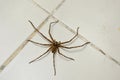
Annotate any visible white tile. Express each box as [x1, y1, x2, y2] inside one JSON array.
[[0, 0, 120, 80]]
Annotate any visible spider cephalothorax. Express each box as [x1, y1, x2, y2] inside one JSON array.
[[28, 20, 90, 75]]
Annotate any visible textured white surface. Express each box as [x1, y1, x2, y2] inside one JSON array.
[[0, 0, 120, 80]]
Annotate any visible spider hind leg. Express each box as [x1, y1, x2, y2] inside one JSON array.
[[29, 47, 51, 64], [58, 49, 75, 61]]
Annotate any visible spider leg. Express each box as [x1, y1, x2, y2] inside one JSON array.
[[61, 27, 79, 44], [58, 49, 74, 60], [53, 53, 56, 76], [49, 20, 59, 41], [28, 40, 50, 46], [61, 42, 90, 49], [28, 20, 52, 43], [29, 47, 51, 64]]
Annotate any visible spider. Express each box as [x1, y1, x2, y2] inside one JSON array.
[[28, 20, 90, 75]]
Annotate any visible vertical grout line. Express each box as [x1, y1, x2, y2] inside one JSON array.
[[0, 0, 66, 73], [32, 1, 120, 66]]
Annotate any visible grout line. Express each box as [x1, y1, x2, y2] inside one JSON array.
[[0, 0, 65, 73], [32, 0, 120, 66], [0, 17, 49, 73]]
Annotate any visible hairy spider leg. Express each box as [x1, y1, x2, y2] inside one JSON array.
[[52, 48, 75, 76], [58, 49, 74, 60], [28, 20, 52, 43], [29, 47, 51, 64], [61, 27, 79, 44], [49, 20, 59, 41], [28, 40, 50, 46], [53, 53, 56, 75], [61, 42, 90, 49]]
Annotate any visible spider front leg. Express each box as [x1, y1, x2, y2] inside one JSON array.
[[48, 20, 59, 41], [61, 27, 79, 44], [28, 20, 52, 43], [61, 42, 90, 49], [28, 40, 51, 46]]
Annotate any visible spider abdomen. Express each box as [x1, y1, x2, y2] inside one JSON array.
[[51, 46, 58, 53], [51, 41, 60, 53]]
